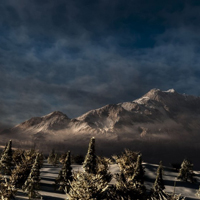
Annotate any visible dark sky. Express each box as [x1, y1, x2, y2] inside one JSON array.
[[1, 0, 200, 127]]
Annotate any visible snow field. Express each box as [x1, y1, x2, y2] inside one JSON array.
[[16, 161, 200, 200]]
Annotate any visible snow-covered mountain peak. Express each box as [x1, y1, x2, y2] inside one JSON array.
[[144, 88, 178, 96], [146, 88, 161, 94], [42, 111, 68, 119], [142, 88, 181, 102], [165, 88, 176, 93], [14, 111, 70, 131]]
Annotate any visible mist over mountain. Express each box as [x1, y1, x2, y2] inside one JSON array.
[[1, 88, 200, 166]]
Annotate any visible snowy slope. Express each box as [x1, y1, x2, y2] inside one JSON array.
[[16, 160, 200, 200]]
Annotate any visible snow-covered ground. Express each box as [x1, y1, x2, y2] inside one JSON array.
[[144, 163, 200, 200], [16, 161, 200, 200]]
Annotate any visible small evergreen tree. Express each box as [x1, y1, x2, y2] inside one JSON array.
[[55, 151, 73, 192], [11, 150, 37, 188], [12, 149, 25, 166], [113, 149, 138, 178], [0, 140, 13, 175], [48, 149, 56, 164], [37, 152, 44, 168], [114, 172, 147, 200], [67, 138, 113, 200], [0, 178, 17, 200], [11, 161, 31, 188], [67, 172, 109, 200], [22, 154, 41, 199], [113, 151, 146, 199], [177, 159, 195, 182], [149, 161, 181, 200], [24, 149, 37, 161], [150, 190, 185, 200], [153, 161, 165, 192], [97, 156, 112, 183], [59, 152, 68, 164], [83, 137, 97, 174], [132, 154, 145, 185]]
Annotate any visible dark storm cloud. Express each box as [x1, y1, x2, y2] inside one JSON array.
[[1, 0, 200, 126]]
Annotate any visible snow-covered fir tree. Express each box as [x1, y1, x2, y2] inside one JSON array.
[[177, 159, 195, 183], [112, 151, 146, 199], [0, 178, 17, 200], [55, 151, 72, 192], [83, 137, 97, 174], [113, 149, 138, 178], [67, 172, 110, 200], [48, 149, 56, 165], [67, 138, 113, 199], [52, 153, 59, 166], [97, 156, 112, 183], [153, 161, 165, 192], [22, 153, 42, 199], [132, 154, 145, 185], [151, 161, 185, 200], [0, 140, 13, 175], [11, 150, 38, 188]]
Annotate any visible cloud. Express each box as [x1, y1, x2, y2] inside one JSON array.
[[1, 0, 200, 127]]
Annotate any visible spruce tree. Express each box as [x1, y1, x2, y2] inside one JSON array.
[[153, 161, 165, 192], [0, 140, 13, 175], [67, 138, 113, 199], [37, 152, 44, 168], [83, 137, 97, 174], [0, 178, 17, 200], [132, 154, 145, 185], [113, 151, 146, 199], [149, 161, 168, 200], [11, 161, 31, 188], [52, 153, 59, 166], [113, 149, 138, 178], [97, 156, 112, 183], [12, 149, 25, 166], [11, 150, 38, 188], [55, 151, 73, 192], [22, 154, 41, 199], [48, 149, 56, 165], [177, 159, 195, 182], [67, 172, 109, 200]]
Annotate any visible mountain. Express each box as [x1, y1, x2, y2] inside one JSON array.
[[75, 88, 200, 137], [3, 88, 200, 139], [16, 111, 70, 130], [1, 88, 200, 165]]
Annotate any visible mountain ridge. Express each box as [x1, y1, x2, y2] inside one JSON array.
[[2, 88, 200, 144], [2, 88, 200, 166]]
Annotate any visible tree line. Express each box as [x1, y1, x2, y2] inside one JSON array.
[[0, 138, 197, 199]]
